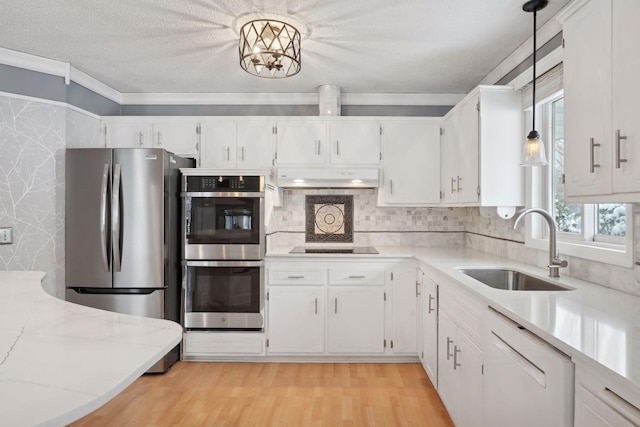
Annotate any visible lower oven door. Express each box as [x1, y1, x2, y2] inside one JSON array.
[[183, 260, 264, 330]]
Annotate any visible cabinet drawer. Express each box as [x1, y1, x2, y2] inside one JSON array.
[[329, 267, 385, 285], [269, 268, 326, 285]]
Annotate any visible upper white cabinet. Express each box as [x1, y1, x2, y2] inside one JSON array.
[[275, 119, 381, 167], [101, 117, 199, 159], [378, 119, 441, 206], [559, 0, 640, 202], [200, 119, 274, 170], [440, 85, 523, 207]]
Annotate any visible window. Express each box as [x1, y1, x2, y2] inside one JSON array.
[[526, 92, 633, 267]]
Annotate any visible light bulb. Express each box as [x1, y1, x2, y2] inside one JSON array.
[[521, 130, 548, 167]]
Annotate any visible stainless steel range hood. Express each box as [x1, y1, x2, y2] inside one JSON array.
[[275, 168, 379, 188]]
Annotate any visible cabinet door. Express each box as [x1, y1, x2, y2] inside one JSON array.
[[104, 119, 152, 148], [200, 121, 237, 168], [456, 95, 479, 203], [381, 120, 441, 205], [391, 267, 418, 354], [422, 275, 438, 387], [563, 0, 613, 197], [329, 121, 380, 165], [328, 286, 385, 354], [574, 385, 635, 427], [437, 311, 457, 420], [267, 286, 324, 354], [237, 121, 274, 169], [440, 113, 459, 204], [276, 121, 326, 165], [611, 0, 640, 193], [152, 121, 199, 158], [455, 329, 483, 427]]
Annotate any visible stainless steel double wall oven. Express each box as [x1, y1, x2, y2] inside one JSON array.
[[181, 171, 265, 330]]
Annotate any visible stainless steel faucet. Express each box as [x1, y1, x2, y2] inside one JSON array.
[[513, 208, 568, 278]]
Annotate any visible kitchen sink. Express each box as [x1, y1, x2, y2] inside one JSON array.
[[457, 268, 574, 291]]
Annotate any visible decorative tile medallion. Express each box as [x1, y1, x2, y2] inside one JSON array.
[[305, 195, 353, 243]]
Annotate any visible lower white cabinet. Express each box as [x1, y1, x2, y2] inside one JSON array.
[[574, 362, 640, 426], [267, 286, 324, 354], [266, 259, 415, 357], [327, 286, 385, 354], [437, 279, 484, 427], [418, 268, 438, 387]]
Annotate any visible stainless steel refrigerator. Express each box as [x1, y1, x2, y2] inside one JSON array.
[[65, 148, 194, 373]]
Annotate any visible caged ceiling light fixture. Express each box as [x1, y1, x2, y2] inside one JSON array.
[[520, 0, 549, 167], [239, 19, 301, 78]]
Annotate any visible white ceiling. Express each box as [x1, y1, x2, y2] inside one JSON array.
[[0, 0, 571, 95]]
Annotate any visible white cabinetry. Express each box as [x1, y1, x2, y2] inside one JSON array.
[[437, 278, 484, 427], [200, 119, 274, 170], [559, 0, 640, 202], [275, 119, 381, 167], [101, 117, 199, 159], [574, 361, 640, 426], [390, 265, 419, 354], [440, 85, 523, 207], [378, 119, 441, 206], [418, 267, 438, 387]]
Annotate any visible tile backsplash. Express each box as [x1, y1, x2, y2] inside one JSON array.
[[268, 189, 640, 296]]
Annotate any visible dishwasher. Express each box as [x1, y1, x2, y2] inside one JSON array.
[[484, 308, 574, 427]]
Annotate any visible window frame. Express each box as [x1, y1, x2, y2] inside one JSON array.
[[524, 90, 634, 268]]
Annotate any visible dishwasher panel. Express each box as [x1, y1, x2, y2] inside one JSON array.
[[483, 308, 574, 427]]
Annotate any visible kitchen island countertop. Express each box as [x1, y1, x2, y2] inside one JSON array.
[[267, 245, 640, 402], [0, 271, 183, 427]]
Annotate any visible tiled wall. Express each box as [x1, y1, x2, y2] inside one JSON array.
[[0, 94, 101, 297], [269, 189, 640, 296]]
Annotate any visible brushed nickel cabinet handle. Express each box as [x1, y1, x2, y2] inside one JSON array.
[[226, 146, 230, 162], [314, 297, 318, 315], [453, 345, 461, 370], [138, 131, 144, 147], [287, 275, 305, 279], [446, 337, 453, 360], [348, 275, 366, 279], [590, 138, 601, 173], [157, 131, 162, 146], [334, 298, 338, 314], [616, 129, 628, 169], [451, 177, 457, 193], [336, 140, 340, 156], [428, 294, 435, 314], [457, 175, 462, 192]]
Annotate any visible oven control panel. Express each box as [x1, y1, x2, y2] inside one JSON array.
[[185, 175, 264, 192]]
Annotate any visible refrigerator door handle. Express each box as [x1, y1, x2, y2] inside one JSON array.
[[112, 163, 122, 272], [100, 163, 110, 272]]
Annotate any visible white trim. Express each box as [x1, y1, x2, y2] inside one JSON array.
[[0, 90, 100, 119], [120, 92, 464, 106], [0, 47, 70, 81], [525, 234, 633, 268], [507, 47, 564, 91], [69, 67, 122, 104], [480, 10, 564, 86]]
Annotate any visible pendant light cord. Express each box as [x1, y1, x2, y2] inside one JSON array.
[[532, 10, 537, 132]]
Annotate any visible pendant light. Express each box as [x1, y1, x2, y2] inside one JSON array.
[[521, 0, 549, 167]]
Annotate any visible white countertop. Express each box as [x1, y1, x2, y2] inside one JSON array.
[[267, 246, 640, 399], [0, 271, 183, 427]]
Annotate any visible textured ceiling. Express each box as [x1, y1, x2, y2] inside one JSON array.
[[0, 0, 571, 94]]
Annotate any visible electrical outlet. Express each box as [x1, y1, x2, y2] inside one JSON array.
[[0, 227, 13, 244]]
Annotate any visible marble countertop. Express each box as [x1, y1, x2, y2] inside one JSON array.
[[267, 246, 640, 401], [0, 271, 183, 427]]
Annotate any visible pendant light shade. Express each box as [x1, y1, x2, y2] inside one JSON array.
[[520, 0, 549, 167]]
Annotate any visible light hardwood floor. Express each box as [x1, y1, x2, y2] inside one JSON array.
[[71, 362, 453, 426]]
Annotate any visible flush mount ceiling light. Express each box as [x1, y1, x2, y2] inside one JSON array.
[[239, 19, 301, 78], [521, 0, 549, 167]]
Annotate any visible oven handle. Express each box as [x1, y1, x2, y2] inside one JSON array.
[[183, 260, 264, 268], [180, 191, 265, 198]]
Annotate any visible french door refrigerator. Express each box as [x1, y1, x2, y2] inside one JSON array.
[[65, 148, 193, 373]]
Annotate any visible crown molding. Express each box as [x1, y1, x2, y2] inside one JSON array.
[[120, 91, 464, 106], [480, 6, 564, 86], [0, 47, 70, 83], [507, 46, 563, 91], [69, 67, 122, 104]]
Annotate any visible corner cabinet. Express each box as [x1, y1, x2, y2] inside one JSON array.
[[101, 117, 200, 160], [377, 119, 442, 206], [439, 85, 523, 207], [559, 0, 640, 202]]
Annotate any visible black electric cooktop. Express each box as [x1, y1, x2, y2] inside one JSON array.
[[289, 246, 379, 254]]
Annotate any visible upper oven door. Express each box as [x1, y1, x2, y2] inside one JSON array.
[[183, 195, 264, 260]]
